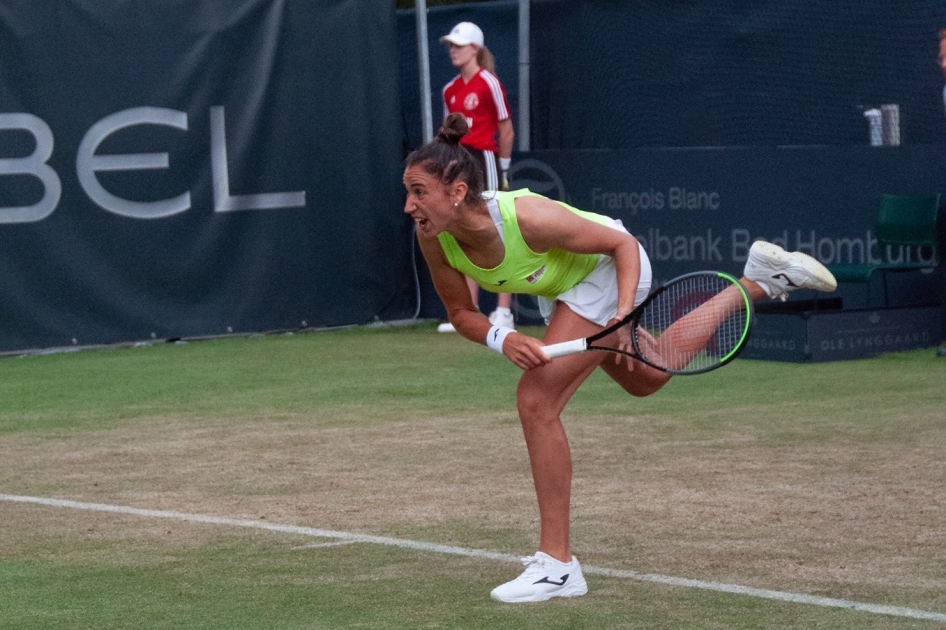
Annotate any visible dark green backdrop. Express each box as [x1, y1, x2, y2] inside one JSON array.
[[400, 0, 946, 150], [0, 0, 414, 352], [2, 1, 945, 351]]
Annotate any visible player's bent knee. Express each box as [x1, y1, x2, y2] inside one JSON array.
[[516, 393, 553, 424], [626, 379, 667, 397], [516, 385, 566, 425], [600, 361, 670, 397]]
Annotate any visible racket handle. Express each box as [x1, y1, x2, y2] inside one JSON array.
[[541, 339, 587, 359]]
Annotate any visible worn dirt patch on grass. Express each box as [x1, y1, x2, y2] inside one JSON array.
[[1, 412, 944, 603]]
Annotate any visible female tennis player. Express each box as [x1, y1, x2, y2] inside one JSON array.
[[403, 113, 837, 603]]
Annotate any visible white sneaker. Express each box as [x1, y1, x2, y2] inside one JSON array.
[[436, 322, 456, 333], [490, 552, 588, 603], [488, 309, 515, 329], [744, 241, 837, 301]]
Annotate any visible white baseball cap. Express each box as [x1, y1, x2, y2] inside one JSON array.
[[440, 22, 484, 48]]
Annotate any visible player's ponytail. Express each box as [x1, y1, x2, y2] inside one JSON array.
[[436, 113, 468, 145]]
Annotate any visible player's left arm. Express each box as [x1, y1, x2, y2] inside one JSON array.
[[515, 196, 641, 322]]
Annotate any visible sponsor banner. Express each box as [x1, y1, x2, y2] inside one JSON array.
[[743, 307, 942, 362], [0, 0, 413, 352], [511, 146, 945, 296], [486, 147, 946, 327]]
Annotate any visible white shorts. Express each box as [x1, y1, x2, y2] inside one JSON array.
[[538, 224, 652, 327]]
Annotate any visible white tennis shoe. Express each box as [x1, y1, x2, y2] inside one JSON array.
[[490, 552, 588, 603], [436, 321, 456, 333], [744, 241, 837, 301], [488, 309, 515, 329]]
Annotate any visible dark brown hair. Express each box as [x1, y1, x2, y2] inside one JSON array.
[[404, 113, 484, 206]]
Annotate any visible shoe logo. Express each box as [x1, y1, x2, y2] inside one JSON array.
[[534, 574, 569, 586], [496, 279, 508, 286], [771, 273, 799, 288]]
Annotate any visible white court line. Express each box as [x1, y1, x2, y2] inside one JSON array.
[[2, 493, 944, 623]]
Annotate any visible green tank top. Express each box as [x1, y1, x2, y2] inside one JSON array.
[[437, 190, 611, 298]]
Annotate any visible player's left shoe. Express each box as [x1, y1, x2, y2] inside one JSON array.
[[744, 240, 837, 301], [488, 308, 515, 329], [490, 552, 588, 603]]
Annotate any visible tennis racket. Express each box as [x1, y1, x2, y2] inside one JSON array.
[[541, 271, 753, 375]]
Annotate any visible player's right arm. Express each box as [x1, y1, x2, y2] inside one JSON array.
[[416, 232, 549, 369], [416, 233, 489, 342]]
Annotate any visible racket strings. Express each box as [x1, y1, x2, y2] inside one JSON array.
[[635, 275, 749, 372]]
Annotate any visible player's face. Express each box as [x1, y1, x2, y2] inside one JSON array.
[[403, 165, 458, 237], [447, 43, 478, 69]]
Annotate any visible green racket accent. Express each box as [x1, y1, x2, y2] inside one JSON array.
[[714, 271, 753, 365]]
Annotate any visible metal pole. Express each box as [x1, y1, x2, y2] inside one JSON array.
[[517, 0, 530, 151], [415, 0, 434, 143]]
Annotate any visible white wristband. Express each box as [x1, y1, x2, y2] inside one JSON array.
[[499, 157, 511, 171], [486, 325, 515, 354]]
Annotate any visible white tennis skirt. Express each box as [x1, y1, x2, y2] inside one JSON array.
[[538, 221, 652, 327]]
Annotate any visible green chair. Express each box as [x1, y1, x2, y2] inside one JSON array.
[[827, 193, 941, 307]]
